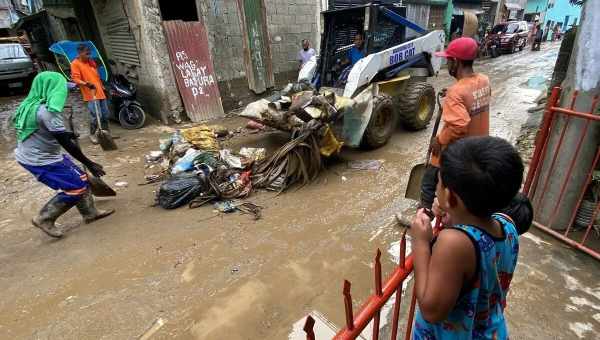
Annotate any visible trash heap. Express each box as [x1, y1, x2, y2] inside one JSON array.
[[146, 83, 350, 216], [240, 83, 349, 190], [145, 125, 264, 218]]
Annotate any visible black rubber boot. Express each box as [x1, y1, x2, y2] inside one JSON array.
[[76, 191, 115, 224], [32, 195, 78, 238]]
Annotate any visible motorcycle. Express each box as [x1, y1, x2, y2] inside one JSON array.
[[107, 59, 146, 129]]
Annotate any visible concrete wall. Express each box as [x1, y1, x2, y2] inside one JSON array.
[[266, 0, 319, 75], [124, 0, 183, 123], [44, 7, 76, 41], [545, 0, 581, 31], [525, 0, 547, 14], [88, 0, 320, 120], [197, 0, 321, 110]]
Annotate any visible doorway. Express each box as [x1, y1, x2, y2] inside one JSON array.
[[159, 0, 199, 21]]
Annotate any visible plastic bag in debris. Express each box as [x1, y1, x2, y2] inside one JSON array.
[[239, 99, 270, 121], [193, 152, 219, 169], [159, 137, 172, 152], [157, 173, 204, 209], [172, 148, 203, 174], [219, 149, 243, 169], [239, 147, 266, 162], [181, 125, 219, 151], [163, 130, 193, 156], [145, 150, 163, 163], [319, 125, 343, 157], [213, 200, 236, 213]]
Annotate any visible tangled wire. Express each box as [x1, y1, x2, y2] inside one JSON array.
[[251, 121, 324, 192]]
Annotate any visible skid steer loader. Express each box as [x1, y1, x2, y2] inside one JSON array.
[[240, 3, 446, 149]]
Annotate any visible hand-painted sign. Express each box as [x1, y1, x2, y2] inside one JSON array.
[[163, 21, 224, 122]]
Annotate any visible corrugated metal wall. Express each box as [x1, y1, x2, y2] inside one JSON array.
[[163, 20, 224, 122], [405, 3, 430, 36], [0, 0, 14, 29], [96, 0, 140, 66]]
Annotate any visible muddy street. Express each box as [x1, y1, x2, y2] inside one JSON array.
[[1, 42, 599, 340]]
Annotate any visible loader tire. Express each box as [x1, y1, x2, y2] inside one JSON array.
[[397, 82, 435, 131], [361, 95, 397, 149]]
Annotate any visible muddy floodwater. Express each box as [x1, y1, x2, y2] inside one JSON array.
[[1, 42, 599, 339]]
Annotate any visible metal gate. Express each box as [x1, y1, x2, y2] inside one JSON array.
[[236, 0, 274, 94], [162, 20, 224, 122], [523, 87, 600, 260], [303, 222, 444, 340], [96, 0, 140, 66]]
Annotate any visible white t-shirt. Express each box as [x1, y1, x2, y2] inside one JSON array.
[[298, 48, 316, 66]]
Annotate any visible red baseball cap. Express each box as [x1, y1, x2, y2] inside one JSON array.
[[434, 37, 478, 61]]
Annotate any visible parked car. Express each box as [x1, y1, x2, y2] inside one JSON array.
[[0, 43, 36, 91], [490, 21, 529, 54]]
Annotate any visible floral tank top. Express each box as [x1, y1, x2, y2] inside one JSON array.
[[413, 214, 520, 340]]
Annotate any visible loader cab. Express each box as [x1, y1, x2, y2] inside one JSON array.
[[317, 4, 408, 88]]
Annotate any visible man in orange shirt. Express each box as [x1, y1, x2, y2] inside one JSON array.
[[420, 37, 491, 210], [71, 44, 110, 144]]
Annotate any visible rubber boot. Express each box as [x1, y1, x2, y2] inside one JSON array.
[[32, 195, 78, 238], [76, 191, 115, 224]]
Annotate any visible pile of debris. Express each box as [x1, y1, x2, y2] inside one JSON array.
[[144, 124, 265, 218], [240, 84, 348, 190], [145, 83, 352, 216]]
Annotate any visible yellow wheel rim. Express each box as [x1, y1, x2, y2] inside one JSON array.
[[417, 96, 431, 121]]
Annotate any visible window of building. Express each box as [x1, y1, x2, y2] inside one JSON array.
[[159, 0, 199, 21]]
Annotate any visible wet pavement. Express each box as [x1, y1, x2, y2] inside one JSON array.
[[1, 42, 599, 339]]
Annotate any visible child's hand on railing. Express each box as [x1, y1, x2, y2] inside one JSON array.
[[410, 208, 433, 244]]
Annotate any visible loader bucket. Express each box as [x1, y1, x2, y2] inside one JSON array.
[[342, 85, 375, 147]]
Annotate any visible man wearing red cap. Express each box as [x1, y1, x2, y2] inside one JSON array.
[[420, 37, 491, 210]]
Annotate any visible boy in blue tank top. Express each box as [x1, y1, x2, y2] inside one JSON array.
[[410, 136, 524, 339]]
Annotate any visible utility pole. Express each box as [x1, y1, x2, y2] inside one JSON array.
[[532, 0, 600, 230]]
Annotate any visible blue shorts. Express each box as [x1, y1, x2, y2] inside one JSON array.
[[20, 156, 89, 203]]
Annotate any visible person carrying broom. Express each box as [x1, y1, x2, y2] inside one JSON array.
[[13, 71, 114, 238]]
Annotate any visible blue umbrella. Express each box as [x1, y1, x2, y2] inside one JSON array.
[[49, 40, 108, 81]]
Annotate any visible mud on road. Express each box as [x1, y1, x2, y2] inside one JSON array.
[[1, 42, 599, 340]]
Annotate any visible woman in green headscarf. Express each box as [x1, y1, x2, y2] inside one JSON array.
[[14, 71, 114, 238]]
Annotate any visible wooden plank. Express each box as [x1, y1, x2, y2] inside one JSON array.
[[236, 0, 274, 94]]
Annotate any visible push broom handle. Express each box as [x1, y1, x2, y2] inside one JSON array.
[[425, 92, 444, 167]]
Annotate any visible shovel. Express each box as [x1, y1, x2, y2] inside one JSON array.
[[66, 107, 116, 197], [405, 92, 444, 201], [92, 94, 118, 151]]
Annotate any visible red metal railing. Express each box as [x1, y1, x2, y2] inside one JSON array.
[[302, 222, 442, 339], [523, 87, 600, 261]]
